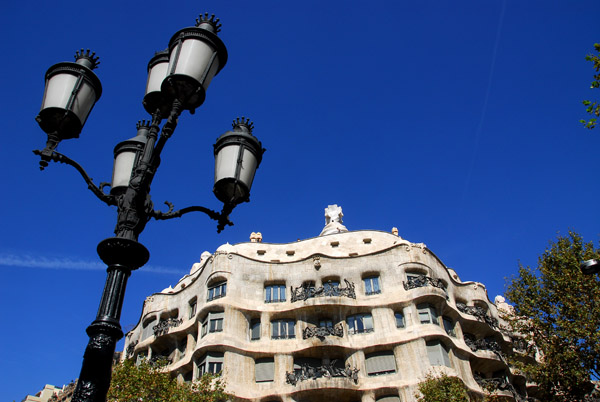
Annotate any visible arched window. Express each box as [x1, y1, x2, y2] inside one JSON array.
[[207, 280, 227, 301], [395, 312, 405, 328], [265, 284, 286, 303], [347, 313, 374, 334], [197, 352, 224, 377], [417, 303, 439, 325], [363, 275, 381, 295], [271, 319, 295, 339], [365, 350, 396, 376], [255, 358, 274, 382], [426, 340, 451, 367]]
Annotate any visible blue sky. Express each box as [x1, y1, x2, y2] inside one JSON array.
[[2, 0, 599, 400]]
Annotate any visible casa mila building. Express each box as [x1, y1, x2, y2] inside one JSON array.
[[122, 205, 533, 402]]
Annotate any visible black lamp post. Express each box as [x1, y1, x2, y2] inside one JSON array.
[[33, 14, 265, 402]]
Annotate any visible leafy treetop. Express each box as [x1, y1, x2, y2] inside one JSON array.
[[504, 231, 600, 402], [581, 43, 600, 129]]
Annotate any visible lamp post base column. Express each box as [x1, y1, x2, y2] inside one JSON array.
[[72, 238, 149, 402]]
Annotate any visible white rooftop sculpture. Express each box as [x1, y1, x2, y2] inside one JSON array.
[[319, 204, 348, 236]]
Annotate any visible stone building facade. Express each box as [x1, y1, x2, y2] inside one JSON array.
[[122, 206, 532, 401], [22, 385, 62, 402]]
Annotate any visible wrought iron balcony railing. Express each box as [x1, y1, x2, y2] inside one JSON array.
[[302, 323, 344, 340], [456, 302, 499, 328], [291, 279, 356, 302], [285, 360, 360, 386], [464, 334, 501, 354], [403, 274, 447, 292], [152, 317, 183, 337]]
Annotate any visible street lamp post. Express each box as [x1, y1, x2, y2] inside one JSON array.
[[33, 14, 265, 402]]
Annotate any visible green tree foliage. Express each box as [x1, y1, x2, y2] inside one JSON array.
[[581, 44, 600, 129], [415, 373, 506, 402], [416, 373, 471, 402], [504, 232, 600, 401], [107, 358, 228, 402]]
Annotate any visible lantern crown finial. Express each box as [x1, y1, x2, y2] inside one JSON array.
[[195, 13, 222, 33], [75, 49, 100, 70], [232, 117, 254, 133], [136, 120, 151, 130]]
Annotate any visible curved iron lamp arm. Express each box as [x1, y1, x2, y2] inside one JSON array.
[[32, 149, 115, 206], [151, 201, 235, 233]]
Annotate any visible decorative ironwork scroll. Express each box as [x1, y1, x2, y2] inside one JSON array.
[[291, 279, 356, 302], [152, 317, 183, 337], [456, 302, 499, 328], [126, 340, 139, 358], [285, 360, 359, 385], [464, 334, 501, 354], [403, 274, 446, 291], [303, 323, 344, 340], [510, 336, 529, 353], [474, 374, 529, 402], [474, 374, 511, 391], [149, 355, 172, 365]]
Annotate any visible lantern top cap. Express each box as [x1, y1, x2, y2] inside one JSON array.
[[232, 116, 254, 134], [196, 13, 222, 33], [136, 120, 152, 130], [75, 49, 100, 70]]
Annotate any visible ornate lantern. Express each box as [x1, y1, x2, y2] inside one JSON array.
[[36, 49, 102, 140], [111, 121, 150, 194], [213, 117, 265, 205], [161, 13, 228, 113], [143, 50, 171, 116]]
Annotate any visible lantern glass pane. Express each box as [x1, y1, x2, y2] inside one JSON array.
[[239, 148, 258, 189], [145, 62, 169, 96], [42, 73, 97, 125], [71, 80, 97, 125], [112, 151, 136, 189], [214, 144, 240, 183], [42, 73, 77, 111], [170, 39, 219, 88]]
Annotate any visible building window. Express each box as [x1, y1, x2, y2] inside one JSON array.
[[136, 350, 148, 365], [207, 281, 227, 301], [395, 312, 405, 328], [365, 350, 396, 376], [426, 340, 451, 367], [319, 318, 334, 328], [141, 316, 156, 340], [323, 279, 340, 296], [201, 311, 224, 337], [417, 303, 439, 325], [363, 275, 381, 295], [178, 336, 187, 357], [265, 284, 286, 303], [250, 319, 261, 340], [271, 319, 295, 339], [188, 298, 197, 319], [406, 272, 423, 282], [443, 316, 455, 337], [347, 313, 374, 335], [197, 352, 224, 377], [255, 358, 275, 382]]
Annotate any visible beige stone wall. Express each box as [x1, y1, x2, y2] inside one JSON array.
[[123, 230, 527, 401]]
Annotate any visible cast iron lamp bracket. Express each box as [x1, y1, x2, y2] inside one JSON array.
[[32, 145, 238, 233], [32, 148, 116, 206], [151, 201, 234, 232]]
